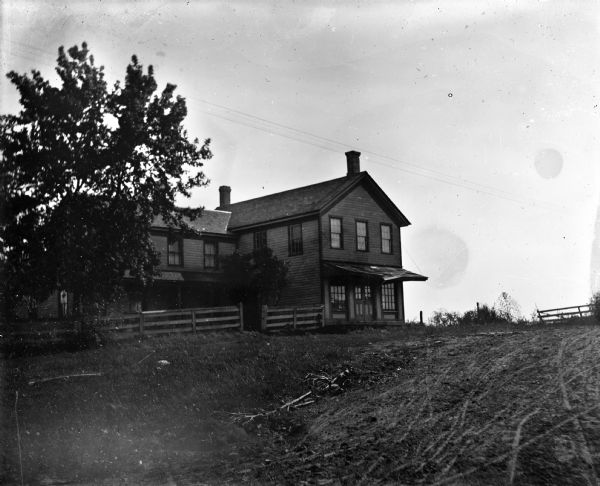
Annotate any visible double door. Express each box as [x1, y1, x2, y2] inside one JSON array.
[[354, 284, 373, 321]]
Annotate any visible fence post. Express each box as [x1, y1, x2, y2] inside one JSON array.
[[537, 310, 543, 324], [261, 305, 268, 332], [320, 305, 325, 327], [139, 312, 145, 336], [293, 308, 297, 330], [239, 302, 244, 331], [419, 310, 423, 325], [191, 310, 196, 333]]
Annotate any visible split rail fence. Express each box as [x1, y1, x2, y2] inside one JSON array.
[[537, 304, 592, 324], [93, 304, 244, 338], [261, 304, 324, 332]]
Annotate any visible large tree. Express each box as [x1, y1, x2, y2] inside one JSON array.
[[0, 43, 212, 314]]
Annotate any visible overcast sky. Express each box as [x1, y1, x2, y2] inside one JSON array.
[[2, 0, 599, 320]]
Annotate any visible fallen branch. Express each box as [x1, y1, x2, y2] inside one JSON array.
[[28, 372, 103, 386], [280, 391, 312, 411], [135, 351, 155, 366]]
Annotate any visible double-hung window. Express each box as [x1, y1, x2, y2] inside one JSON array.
[[288, 223, 303, 256], [253, 230, 267, 250], [381, 224, 392, 254], [167, 235, 183, 266], [204, 241, 217, 269], [356, 221, 369, 251], [330, 217, 343, 249]]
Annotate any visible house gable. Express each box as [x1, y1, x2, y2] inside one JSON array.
[[321, 183, 404, 267]]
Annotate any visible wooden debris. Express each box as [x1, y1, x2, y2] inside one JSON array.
[[28, 372, 103, 386]]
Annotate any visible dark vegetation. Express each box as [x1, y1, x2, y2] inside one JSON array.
[[0, 42, 211, 317]]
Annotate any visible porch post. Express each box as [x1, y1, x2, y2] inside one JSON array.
[[323, 278, 330, 321], [374, 283, 383, 321], [347, 283, 356, 321], [397, 282, 405, 323]]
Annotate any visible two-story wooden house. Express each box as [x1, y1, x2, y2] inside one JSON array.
[[26, 151, 426, 323], [217, 151, 427, 324]]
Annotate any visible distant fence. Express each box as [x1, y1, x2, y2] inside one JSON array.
[[261, 304, 324, 332], [537, 304, 592, 324], [93, 304, 244, 338]]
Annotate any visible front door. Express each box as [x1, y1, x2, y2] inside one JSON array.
[[354, 285, 373, 321]]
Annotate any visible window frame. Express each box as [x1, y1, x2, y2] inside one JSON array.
[[380, 223, 393, 254], [288, 223, 303, 256], [253, 230, 268, 250], [330, 284, 347, 313], [382, 282, 397, 311], [167, 234, 184, 267], [355, 220, 369, 252], [203, 240, 218, 269], [329, 216, 343, 249]]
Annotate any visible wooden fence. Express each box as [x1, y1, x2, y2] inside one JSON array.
[[261, 304, 324, 332], [537, 304, 592, 324], [93, 304, 244, 338]]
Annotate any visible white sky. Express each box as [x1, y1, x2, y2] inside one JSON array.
[[2, 0, 599, 320]]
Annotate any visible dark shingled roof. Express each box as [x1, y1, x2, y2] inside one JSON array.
[[219, 171, 411, 230], [219, 173, 364, 229], [152, 209, 232, 235]]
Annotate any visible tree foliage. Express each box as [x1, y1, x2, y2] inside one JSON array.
[[0, 42, 212, 312], [221, 247, 289, 306]]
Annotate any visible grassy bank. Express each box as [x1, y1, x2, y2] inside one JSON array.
[[1, 322, 599, 484]]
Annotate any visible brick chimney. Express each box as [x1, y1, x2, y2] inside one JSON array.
[[219, 185, 231, 207], [345, 150, 361, 176]]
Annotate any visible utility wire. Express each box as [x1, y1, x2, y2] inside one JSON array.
[[3, 38, 562, 210]]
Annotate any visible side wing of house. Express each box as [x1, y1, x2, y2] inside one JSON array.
[[236, 217, 321, 307], [141, 230, 237, 311]]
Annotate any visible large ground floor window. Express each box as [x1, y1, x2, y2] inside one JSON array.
[[382, 283, 397, 311], [330, 284, 347, 313]]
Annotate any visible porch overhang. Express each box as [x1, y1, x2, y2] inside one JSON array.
[[323, 262, 428, 282], [124, 270, 226, 284]]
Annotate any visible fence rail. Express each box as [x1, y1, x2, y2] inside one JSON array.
[[261, 304, 324, 331], [93, 304, 244, 338], [537, 304, 592, 324]]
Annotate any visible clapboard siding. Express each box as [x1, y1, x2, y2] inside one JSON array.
[[150, 233, 235, 271], [236, 219, 322, 307], [321, 185, 403, 266]]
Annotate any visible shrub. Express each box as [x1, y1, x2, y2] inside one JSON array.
[[590, 292, 600, 323], [429, 310, 461, 327]]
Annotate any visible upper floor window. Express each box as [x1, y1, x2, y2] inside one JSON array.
[[381, 224, 392, 254], [288, 223, 303, 256], [204, 241, 217, 269], [330, 217, 343, 249], [253, 230, 267, 250], [356, 221, 368, 251], [167, 235, 183, 266]]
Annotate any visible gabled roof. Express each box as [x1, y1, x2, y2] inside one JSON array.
[[219, 172, 411, 230], [152, 209, 232, 235]]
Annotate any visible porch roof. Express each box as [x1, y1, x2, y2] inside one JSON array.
[[323, 262, 428, 282]]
